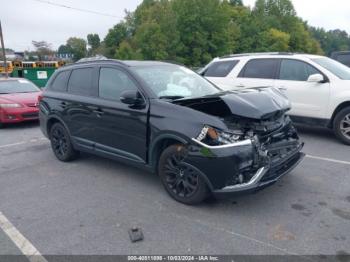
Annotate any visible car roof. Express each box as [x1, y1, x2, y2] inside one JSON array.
[[216, 52, 325, 61], [63, 59, 177, 69], [122, 60, 177, 67]]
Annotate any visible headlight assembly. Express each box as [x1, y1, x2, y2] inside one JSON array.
[[195, 125, 245, 146], [0, 103, 22, 108]]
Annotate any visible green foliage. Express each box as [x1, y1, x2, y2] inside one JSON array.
[[66, 37, 87, 61], [58, 0, 346, 66], [172, 0, 235, 66], [229, 0, 243, 6], [310, 27, 350, 56], [31, 40, 54, 60], [87, 34, 101, 55], [58, 44, 72, 54], [257, 28, 290, 52]]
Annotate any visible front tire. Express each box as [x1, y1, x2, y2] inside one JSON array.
[[158, 144, 209, 205], [50, 122, 79, 161], [333, 107, 350, 145]]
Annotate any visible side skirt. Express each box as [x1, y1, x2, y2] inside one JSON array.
[[289, 115, 331, 128]]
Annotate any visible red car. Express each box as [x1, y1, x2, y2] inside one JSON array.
[[0, 78, 42, 127]]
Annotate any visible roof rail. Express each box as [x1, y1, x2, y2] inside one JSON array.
[[74, 57, 127, 67], [220, 52, 295, 59], [161, 60, 185, 66]]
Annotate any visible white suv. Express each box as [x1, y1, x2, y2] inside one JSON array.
[[201, 53, 350, 145]]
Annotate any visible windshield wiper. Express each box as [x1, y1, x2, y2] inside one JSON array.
[[159, 95, 185, 100]]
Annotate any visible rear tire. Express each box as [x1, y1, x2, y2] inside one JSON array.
[[158, 144, 209, 205], [49, 122, 79, 161], [333, 107, 350, 145]]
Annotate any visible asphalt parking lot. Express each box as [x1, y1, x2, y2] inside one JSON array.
[[0, 122, 349, 260]]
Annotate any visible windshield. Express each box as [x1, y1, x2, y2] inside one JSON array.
[[312, 57, 350, 80], [133, 65, 220, 99], [0, 79, 40, 94]]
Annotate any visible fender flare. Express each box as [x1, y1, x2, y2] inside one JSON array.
[[46, 115, 72, 138], [148, 133, 188, 169]]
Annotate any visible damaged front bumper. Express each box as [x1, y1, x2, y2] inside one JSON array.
[[189, 135, 305, 196]]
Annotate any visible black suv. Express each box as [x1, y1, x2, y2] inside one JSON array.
[[39, 60, 304, 204]]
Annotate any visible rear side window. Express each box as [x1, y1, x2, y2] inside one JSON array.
[[51, 70, 70, 92], [336, 54, 350, 67], [98, 68, 138, 101], [68, 68, 93, 96], [204, 60, 239, 77], [239, 59, 279, 79], [279, 59, 320, 81]]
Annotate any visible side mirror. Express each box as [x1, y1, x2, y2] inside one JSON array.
[[120, 90, 144, 106], [307, 74, 325, 83]]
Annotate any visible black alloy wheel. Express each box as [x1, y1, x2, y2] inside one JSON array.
[[158, 145, 209, 205], [50, 123, 79, 161]]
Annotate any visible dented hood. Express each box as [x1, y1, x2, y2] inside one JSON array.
[[172, 87, 291, 120]]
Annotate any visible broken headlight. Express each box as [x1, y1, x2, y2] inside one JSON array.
[[196, 125, 245, 146]]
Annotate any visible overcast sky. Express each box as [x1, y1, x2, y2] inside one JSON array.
[[1, 0, 350, 51]]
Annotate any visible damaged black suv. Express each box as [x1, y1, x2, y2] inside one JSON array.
[[40, 60, 304, 204]]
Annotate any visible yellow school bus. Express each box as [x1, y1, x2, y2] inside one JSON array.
[[0, 61, 14, 74], [22, 62, 37, 68]]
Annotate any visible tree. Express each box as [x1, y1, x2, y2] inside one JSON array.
[[104, 23, 129, 57], [87, 34, 101, 55], [32, 41, 54, 60], [310, 27, 350, 56], [172, 0, 235, 66], [101, 0, 328, 66], [66, 37, 87, 61], [229, 0, 243, 6], [257, 28, 290, 51], [57, 44, 72, 54], [115, 41, 141, 60], [252, 0, 322, 54]]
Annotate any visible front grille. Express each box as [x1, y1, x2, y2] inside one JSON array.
[[22, 112, 39, 119], [26, 103, 39, 108], [261, 150, 302, 182]]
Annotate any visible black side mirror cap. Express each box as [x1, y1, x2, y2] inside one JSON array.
[[120, 90, 144, 106]]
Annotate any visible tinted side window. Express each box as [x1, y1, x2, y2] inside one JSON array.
[[51, 70, 70, 92], [68, 68, 93, 96], [204, 60, 239, 77], [239, 59, 279, 79], [98, 68, 138, 101], [279, 60, 321, 81], [337, 54, 350, 67]]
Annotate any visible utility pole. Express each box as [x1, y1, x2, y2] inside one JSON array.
[[0, 20, 8, 78]]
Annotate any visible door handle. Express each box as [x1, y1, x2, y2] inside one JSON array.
[[278, 87, 287, 91], [60, 102, 68, 108], [92, 108, 105, 116], [236, 84, 245, 88]]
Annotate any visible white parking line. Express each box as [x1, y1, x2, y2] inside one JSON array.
[[306, 155, 350, 166], [0, 138, 47, 149], [0, 212, 47, 262]]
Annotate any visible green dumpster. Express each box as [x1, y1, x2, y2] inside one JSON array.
[[11, 68, 24, 78], [22, 67, 56, 88]]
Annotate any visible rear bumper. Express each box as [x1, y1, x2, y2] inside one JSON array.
[[0, 108, 39, 123]]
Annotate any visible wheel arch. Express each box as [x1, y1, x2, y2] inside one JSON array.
[[148, 134, 188, 171], [46, 116, 71, 138], [329, 101, 350, 128], [148, 134, 214, 191]]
